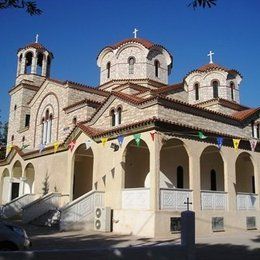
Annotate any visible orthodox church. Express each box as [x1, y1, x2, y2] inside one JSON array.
[[0, 34, 259, 237]]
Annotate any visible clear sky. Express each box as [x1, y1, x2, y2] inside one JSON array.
[[0, 0, 260, 121]]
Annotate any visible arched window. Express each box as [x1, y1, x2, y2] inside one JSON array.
[[117, 107, 122, 125], [212, 80, 219, 98], [154, 60, 160, 78], [210, 169, 217, 191], [22, 136, 25, 142], [177, 166, 184, 188], [46, 56, 51, 77], [25, 52, 33, 74], [194, 83, 199, 101], [110, 109, 115, 127], [106, 62, 111, 79], [11, 135, 14, 142], [42, 109, 53, 144], [73, 116, 77, 125], [128, 57, 135, 74], [14, 105, 17, 119], [230, 82, 235, 101]]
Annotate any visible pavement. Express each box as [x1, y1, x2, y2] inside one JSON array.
[[1, 221, 260, 259]]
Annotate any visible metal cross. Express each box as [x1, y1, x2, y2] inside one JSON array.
[[207, 50, 214, 64], [184, 197, 192, 211], [35, 34, 39, 43], [133, 28, 138, 38]]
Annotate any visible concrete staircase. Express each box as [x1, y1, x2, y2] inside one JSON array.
[[30, 209, 61, 227]]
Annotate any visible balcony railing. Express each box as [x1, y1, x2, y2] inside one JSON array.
[[160, 188, 192, 211], [237, 193, 258, 210], [201, 190, 227, 210], [122, 188, 150, 210]]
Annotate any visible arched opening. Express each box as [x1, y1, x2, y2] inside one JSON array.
[[24, 163, 35, 194], [123, 139, 150, 188], [236, 153, 255, 193], [230, 82, 235, 101], [25, 52, 33, 74], [154, 60, 160, 77], [110, 109, 115, 127], [160, 139, 189, 189], [11, 161, 22, 200], [194, 83, 199, 101], [106, 62, 111, 79], [1, 169, 10, 204], [128, 57, 135, 74], [73, 144, 93, 200], [117, 107, 122, 125], [212, 80, 219, 98], [36, 52, 44, 75], [46, 56, 51, 77], [42, 109, 53, 144], [200, 146, 224, 191]]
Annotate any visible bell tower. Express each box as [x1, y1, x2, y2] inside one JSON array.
[[16, 35, 54, 86]]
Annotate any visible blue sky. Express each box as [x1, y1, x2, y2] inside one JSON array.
[[0, 0, 259, 121]]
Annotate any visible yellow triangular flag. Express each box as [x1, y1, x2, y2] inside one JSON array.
[[233, 139, 240, 152], [101, 138, 108, 147], [7, 144, 13, 153], [54, 141, 60, 153]]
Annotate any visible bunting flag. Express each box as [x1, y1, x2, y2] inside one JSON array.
[[68, 140, 76, 152], [249, 139, 258, 152], [233, 139, 240, 152], [85, 139, 92, 150], [117, 135, 124, 147], [54, 141, 60, 153], [101, 137, 108, 147], [21, 144, 29, 151], [133, 133, 141, 147], [39, 143, 45, 153], [150, 131, 156, 141], [217, 137, 223, 150], [198, 131, 207, 139], [6, 144, 13, 153]]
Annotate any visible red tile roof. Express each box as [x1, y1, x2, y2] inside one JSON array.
[[232, 108, 260, 120], [111, 38, 155, 49], [185, 63, 242, 78], [152, 83, 184, 94]]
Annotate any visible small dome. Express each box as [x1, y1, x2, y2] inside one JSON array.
[[18, 42, 53, 57], [185, 63, 242, 79]]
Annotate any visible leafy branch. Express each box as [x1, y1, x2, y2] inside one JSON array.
[[0, 0, 42, 15], [189, 0, 217, 9]]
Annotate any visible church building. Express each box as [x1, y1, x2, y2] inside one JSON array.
[[0, 35, 259, 237]]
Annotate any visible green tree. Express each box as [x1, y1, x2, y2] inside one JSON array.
[[189, 0, 217, 9], [0, 0, 42, 15]]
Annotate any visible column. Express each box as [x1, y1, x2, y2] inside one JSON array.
[[115, 111, 119, 126], [8, 178, 13, 202], [42, 55, 47, 76], [222, 148, 237, 211], [43, 121, 47, 144], [149, 134, 162, 211], [31, 52, 37, 74], [46, 120, 51, 143], [189, 150, 202, 212], [19, 177, 27, 196], [20, 57, 26, 75], [16, 56, 21, 76]]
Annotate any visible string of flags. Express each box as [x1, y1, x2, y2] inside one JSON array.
[[2, 129, 259, 155]]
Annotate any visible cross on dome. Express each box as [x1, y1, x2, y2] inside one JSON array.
[[35, 34, 39, 43], [207, 50, 214, 64], [133, 28, 138, 38]]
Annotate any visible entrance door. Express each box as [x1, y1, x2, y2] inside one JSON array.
[[11, 183, 20, 200]]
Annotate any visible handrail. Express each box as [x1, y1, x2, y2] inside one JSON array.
[[160, 188, 193, 192], [2, 194, 36, 208], [22, 193, 61, 210], [201, 190, 227, 194], [60, 191, 104, 213]]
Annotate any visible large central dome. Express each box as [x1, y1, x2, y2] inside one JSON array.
[[97, 38, 173, 88]]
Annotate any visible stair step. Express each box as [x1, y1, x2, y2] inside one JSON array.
[[30, 209, 61, 227]]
